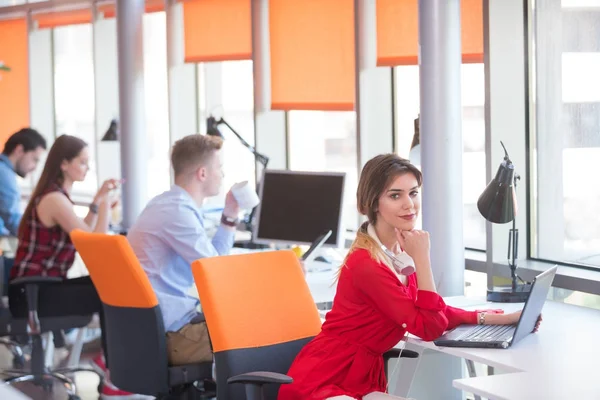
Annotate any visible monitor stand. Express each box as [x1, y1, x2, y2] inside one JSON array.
[[313, 254, 333, 264], [233, 209, 272, 249]]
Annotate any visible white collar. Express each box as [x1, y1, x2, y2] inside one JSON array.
[[366, 224, 414, 281], [367, 224, 399, 254]]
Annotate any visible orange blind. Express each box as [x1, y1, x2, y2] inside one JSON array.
[[269, 0, 355, 111], [33, 9, 93, 29], [460, 0, 484, 63], [183, 0, 252, 63], [376, 0, 483, 66], [0, 19, 29, 148], [99, 1, 165, 19]]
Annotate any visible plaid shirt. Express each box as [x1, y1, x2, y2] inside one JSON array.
[[11, 185, 76, 279]]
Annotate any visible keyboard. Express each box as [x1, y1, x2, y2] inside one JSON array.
[[456, 324, 515, 342]]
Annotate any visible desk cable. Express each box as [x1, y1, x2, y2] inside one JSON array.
[[385, 330, 409, 394]]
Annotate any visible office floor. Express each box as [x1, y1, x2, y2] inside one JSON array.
[[0, 340, 102, 400]]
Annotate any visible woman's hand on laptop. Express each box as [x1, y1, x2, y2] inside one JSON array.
[[482, 311, 543, 331], [532, 314, 543, 332], [481, 310, 521, 325], [507, 311, 543, 332]]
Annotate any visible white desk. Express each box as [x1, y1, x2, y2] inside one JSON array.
[[453, 369, 600, 400], [401, 298, 600, 400], [304, 263, 338, 304], [302, 270, 600, 400]]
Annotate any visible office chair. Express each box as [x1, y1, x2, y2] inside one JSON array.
[[0, 247, 25, 369], [1, 248, 107, 400], [70, 230, 215, 399], [0, 275, 100, 399], [191, 250, 418, 400]]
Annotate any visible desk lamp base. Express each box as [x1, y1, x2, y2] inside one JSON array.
[[487, 282, 532, 303]]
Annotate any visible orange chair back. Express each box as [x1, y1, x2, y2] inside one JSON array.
[[70, 230, 157, 308], [192, 250, 322, 400]]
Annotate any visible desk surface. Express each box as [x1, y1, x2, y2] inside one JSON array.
[[453, 369, 600, 400], [407, 297, 600, 399], [406, 298, 600, 372], [302, 271, 600, 400]]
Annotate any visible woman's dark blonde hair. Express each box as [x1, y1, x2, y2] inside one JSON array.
[[336, 154, 422, 280], [18, 135, 87, 238]]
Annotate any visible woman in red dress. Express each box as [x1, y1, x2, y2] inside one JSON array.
[[279, 154, 531, 400]]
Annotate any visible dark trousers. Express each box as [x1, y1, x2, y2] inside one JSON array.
[[8, 276, 108, 364], [1, 256, 14, 296]]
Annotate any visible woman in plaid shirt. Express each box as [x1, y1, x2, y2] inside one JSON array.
[[6, 135, 142, 399]]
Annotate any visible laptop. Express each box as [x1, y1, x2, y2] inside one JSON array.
[[434, 265, 558, 349]]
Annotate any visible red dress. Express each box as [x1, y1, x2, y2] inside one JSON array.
[[278, 249, 477, 400]]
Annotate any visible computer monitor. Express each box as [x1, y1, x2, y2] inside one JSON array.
[[252, 170, 345, 247]]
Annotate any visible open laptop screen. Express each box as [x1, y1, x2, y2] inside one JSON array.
[[512, 266, 557, 345]]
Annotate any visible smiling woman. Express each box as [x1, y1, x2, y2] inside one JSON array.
[[278, 153, 488, 400]]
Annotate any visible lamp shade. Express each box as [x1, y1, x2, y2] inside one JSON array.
[[477, 157, 517, 224], [101, 119, 118, 141]]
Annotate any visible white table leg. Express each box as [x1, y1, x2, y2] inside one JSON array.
[[465, 359, 482, 400]]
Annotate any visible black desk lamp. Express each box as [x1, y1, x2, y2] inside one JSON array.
[[206, 116, 270, 245], [101, 119, 119, 141], [206, 116, 269, 169], [477, 141, 531, 303]]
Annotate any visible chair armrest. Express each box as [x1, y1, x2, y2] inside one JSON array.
[[10, 276, 62, 334], [227, 371, 293, 385], [228, 372, 293, 400], [384, 348, 419, 361], [383, 348, 419, 380], [10, 277, 63, 286]]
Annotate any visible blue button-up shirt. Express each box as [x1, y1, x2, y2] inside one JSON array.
[[0, 154, 22, 236], [127, 185, 235, 332]]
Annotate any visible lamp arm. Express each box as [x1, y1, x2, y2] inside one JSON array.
[[508, 173, 521, 289], [500, 140, 510, 161], [217, 118, 270, 168]]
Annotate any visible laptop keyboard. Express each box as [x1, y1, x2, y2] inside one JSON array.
[[457, 324, 515, 342]]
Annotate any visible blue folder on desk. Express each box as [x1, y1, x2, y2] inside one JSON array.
[[434, 266, 558, 349]]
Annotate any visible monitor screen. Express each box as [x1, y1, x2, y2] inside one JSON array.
[[253, 170, 345, 247]]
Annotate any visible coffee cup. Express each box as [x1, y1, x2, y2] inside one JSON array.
[[231, 181, 260, 210]]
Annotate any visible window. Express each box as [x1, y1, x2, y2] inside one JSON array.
[[288, 111, 359, 231], [53, 24, 97, 196], [530, 0, 600, 268], [0, 0, 24, 6], [143, 12, 170, 198], [394, 64, 486, 250], [199, 60, 256, 209], [0, 0, 46, 4]]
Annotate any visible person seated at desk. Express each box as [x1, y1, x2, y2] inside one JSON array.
[[0, 128, 47, 284], [128, 134, 241, 368], [279, 154, 523, 400], [0, 128, 47, 236], [7, 134, 143, 400]]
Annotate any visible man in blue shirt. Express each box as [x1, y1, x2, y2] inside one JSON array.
[[128, 133, 240, 366], [0, 128, 47, 236]]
